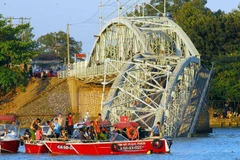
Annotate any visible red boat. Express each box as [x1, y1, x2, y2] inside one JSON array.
[[43, 136, 170, 155], [71, 138, 169, 155], [44, 141, 77, 155], [0, 115, 20, 153], [43, 120, 172, 155], [0, 139, 20, 153], [25, 142, 49, 154]]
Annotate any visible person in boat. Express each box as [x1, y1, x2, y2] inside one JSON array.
[[152, 122, 161, 137], [138, 125, 147, 139], [46, 120, 54, 138], [84, 127, 91, 140], [103, 118, 111, 138], [35, 126, 43, 140], [58, 129, 68, 141], [8, 121, 17, 134], [112, 127, 120, 134], [110, 127, 120, 141], [1, 129, 8, 138], [57, 113, 65, 131], [94, 113, 102, 140], [29, 118, 41, 140], [78, 127, 86, 142], [66, 113, 74, 136], [88, 121, 95, 140], [98, 127, 108, 141], [20, 129, 31, 145], [53, 118, 61, 138], [94, 121, 101, 140]]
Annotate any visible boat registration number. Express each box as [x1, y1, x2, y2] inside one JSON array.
[[57, 145, 73, 150]]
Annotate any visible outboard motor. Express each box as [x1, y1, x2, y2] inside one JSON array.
[[163, 136, 172, 148]]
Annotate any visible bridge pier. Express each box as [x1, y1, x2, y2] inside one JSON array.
[[67, 77, 78, 114]]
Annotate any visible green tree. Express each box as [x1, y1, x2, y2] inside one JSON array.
[[142, 0, 192, 17], [37, 31, 82, 62], [0, 14, 38, 95], [220, 6, 240, 55], [173, 0, 216, 65], [211, 53, 240, 101], [210, 6, 240, 101]]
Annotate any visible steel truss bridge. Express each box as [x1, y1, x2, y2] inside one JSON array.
[[66, 16, 213, 137]]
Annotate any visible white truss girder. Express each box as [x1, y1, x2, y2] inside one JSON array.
[[81, 16, 209, 137]]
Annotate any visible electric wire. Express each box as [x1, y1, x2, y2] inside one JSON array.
[[70, 0, 113, 26]]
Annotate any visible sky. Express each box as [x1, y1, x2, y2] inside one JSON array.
[[1, 0, 239, 54]]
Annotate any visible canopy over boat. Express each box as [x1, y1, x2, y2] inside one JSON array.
[[0, 115, 16, 122], [113, 122, 139, 129]]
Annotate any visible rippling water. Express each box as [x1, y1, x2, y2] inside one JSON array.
[[1, 128, 240, 160]]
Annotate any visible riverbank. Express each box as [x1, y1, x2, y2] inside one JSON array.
[[210, 117, 240, 128]]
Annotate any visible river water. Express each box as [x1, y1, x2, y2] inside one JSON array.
[[1, 128, 240, 160]]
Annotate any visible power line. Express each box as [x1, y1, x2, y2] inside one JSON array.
[[104, 1, 117, 6], [70, 0, 113, 26], [71, 9, 100, 25]]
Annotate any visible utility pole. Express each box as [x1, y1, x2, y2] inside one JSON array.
[[5, 16, 31, 71], [142, 0, 145, 17], [118, 0, 120, 23], [5, 16, 31, 25], [5, 17, 31, 40], [99, 0, 102, 32], [66, 23, 70, 77], [164, 0, 166, 17]]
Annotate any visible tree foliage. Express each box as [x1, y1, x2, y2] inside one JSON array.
[[174, 0, 216, 65], [0, 14, 38, 95], [37, 31, 82, 62], [173, 2, 240, 100], [128, 1, 240, 101], [211, 54, 240, 100]]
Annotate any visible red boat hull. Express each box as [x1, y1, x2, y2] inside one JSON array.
[[25, 143, 49, 154], [71, 139, 169, 155], [0, 140, 20, 153], [44, 141, 77, 155]]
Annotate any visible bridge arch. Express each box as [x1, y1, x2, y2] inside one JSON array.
[[72, 16, 212, 137], [88, 17, 200, 68]]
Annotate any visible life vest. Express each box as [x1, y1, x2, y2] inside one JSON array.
[[94, 121, 101, 133], [35, 130, 43, 140], [67, 117, 73, 126], [126, 127, 138, 140]]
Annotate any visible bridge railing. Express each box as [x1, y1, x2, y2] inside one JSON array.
[[58, 61, 123, 79]]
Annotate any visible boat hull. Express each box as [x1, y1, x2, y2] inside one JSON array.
[[25, 143, 49, 154], [0, 140, 20, 153], [44, 141, 77, 155], [71, 139, 169, 155]]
